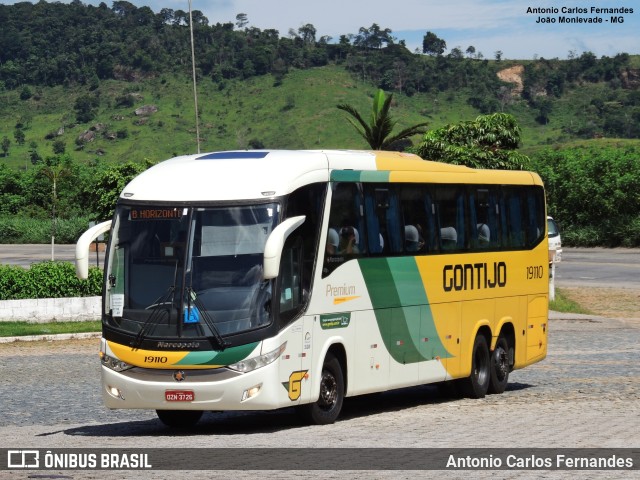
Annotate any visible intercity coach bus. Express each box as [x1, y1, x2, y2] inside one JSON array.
[[76, 150, 548, 427]]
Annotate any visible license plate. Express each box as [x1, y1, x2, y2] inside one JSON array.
[[165, 390, 194, 402]]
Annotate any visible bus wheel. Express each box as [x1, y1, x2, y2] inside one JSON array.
[[156, 410, 203, 428], [460, 334, 490, 399], [488, 335, 510, 394], [302, 352, 344, 425]]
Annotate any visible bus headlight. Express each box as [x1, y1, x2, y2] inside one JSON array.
[[100, 352, 134, 372], [99, 338, 134, 372], [228, 342, 286, 373]]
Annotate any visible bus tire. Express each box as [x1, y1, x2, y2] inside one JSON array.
[[302, 352, 344, 425], [156, 409, 203, 428], [459, 334, 490, 399], [488, 335, 510, 394]]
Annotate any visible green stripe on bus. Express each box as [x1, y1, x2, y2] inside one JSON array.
[[176, 342, 259, 366], [330, 170, 390, 182], [359, 257, 451, 363]]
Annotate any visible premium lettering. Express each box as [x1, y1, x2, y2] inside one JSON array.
[[326, 283, 356, 297]]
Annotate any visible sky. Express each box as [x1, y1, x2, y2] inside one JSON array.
[[2, 0, 639, 59]]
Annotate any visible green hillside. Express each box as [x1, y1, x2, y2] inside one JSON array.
[[0, 66, 473, 168], [3, 63, 639, 170]]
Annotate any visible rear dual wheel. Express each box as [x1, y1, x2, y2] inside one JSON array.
[[488, 335, 510, 394], [459, 334, 491, 398]]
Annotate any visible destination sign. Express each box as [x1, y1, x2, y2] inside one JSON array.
[[130, 208, 182, 221]]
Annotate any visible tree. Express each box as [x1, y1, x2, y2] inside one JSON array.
[[52, 139, 66, 154], [74, 94, 99, 123], [235, 13, 248, 29], [1, 137, 10, 157], [422, 31, 446, 56], [337, 89, 428, 150], [298, 24, 317, 45], [90, 161, 151, 219], [355, 23, 393, 50], [14, 128, 25, 146], [413, 113, 529, 170]]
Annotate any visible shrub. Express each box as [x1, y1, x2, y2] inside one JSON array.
[[0, 262, 102, 300], [0, 216, 92, 243], [531, 145, 640, 247]]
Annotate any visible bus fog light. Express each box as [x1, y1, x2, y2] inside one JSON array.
[[241, 383, 262, 402], [108, 386, 125, 400]]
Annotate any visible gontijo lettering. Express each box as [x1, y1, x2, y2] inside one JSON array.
[[443, 261, 507, 292]]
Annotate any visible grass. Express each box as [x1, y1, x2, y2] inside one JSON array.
[[0, 320, 100, 337], [549, 288, 592, 315], [554, 286, 640, 319]]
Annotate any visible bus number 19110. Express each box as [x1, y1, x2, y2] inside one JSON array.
[[526, 265, 544, 280]]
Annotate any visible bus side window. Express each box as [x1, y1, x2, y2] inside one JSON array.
[[470, 187, 499, 249], [364, 185, 403, 255], [435, 186, 467, 251], [502, 188, 525, 249], [400, 185, 430, 254], [526, 186, 546, 247], [323, 182, 365, 277]]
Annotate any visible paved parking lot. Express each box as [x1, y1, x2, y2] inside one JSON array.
[[1, 312, 638, 478]]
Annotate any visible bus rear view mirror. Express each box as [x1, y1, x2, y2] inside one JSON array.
[[76, 220, 112, 279], [263, 215, 305, 279]]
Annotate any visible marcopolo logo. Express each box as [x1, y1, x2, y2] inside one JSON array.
[[7, 450, 39, 468]]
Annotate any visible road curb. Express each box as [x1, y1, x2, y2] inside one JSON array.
[[0, 331, 101, 344]]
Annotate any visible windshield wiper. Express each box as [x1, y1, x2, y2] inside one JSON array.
[[186, 288, 229, 351], [131, 285, 176, 350]]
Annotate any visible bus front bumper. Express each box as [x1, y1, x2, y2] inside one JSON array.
[[101, 363, 285, 411]]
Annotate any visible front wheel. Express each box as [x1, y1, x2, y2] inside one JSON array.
[[300, 352, 344, 425], [488, 335, 510, 394], [459, 334, 490, 399], [156, 410, 203, 428]]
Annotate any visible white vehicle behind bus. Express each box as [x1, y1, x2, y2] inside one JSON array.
[[547, 216, 562, 263]]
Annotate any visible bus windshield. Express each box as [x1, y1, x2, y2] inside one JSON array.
[[105, 203, 279, 344]]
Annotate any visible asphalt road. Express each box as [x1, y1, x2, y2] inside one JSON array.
[[0, 244, 98, 268], [554, 248, 640, 289]]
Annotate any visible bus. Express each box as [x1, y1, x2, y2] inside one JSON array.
[[76, 150, 549, 427]]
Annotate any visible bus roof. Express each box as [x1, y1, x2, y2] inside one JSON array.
[[120, 150, 542, 202]]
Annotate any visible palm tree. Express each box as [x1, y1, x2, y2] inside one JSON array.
[[337, 89, 428, 150]]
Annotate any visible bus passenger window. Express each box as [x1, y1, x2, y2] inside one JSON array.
[[323, 182, 365, 277], [471, 187, 499, 249], [400, 185, 434, 254], [435, 186, 467, 251]]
